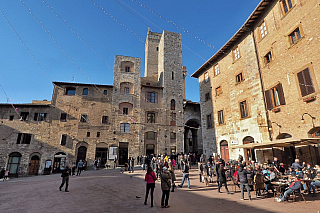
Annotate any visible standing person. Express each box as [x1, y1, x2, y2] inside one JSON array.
[[292, 159, 305, 171], [198, 162, 203, 183], [0, 168, 5, 179], [178, 160, 190, 189], [238, 154, 244, 163], [169, 162, 176, 192], [236, 165, 251, 200], [59, 164, 71, 192], [3, 169, 9, 181], [144, 167, 157, 207], [215, 160, 220, 186], [114, 156, 117, 169], [218, 164, 230, 194], [76, 160, 83, 176], [160, 167, 172, 208], [71, 162, 76, 176], [129, 157, 134, 173]]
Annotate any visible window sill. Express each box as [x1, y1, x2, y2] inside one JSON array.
[[240, 116, 251, 120], [272, 108, 281, 113], [303, 96, 316, 103], [235, 80, 245, 86], [232, 57, 242, 64], [288, 36, 304, 49]]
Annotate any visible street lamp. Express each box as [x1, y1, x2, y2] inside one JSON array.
[[301, 113, 316, 127], [269, 122, 282, 135]]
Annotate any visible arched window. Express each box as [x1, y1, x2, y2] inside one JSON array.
[[83, 88, 88, 95], [171, 99, 175, 110]]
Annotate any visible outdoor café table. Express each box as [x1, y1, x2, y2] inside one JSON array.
[[272, 181, 288, 199]]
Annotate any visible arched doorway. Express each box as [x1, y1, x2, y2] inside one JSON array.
[[220, 140, 229, 162], [29, 155, 40, 175], [243, 136, 256, 162], [276, 133, 294, 165], [184, 120, 200, 153], [7, 152, 22, 177], [96, 143, 108, 168], [77, 146, 87, 164], [276, 133, 292, 139], [53, 152, 66, 173]]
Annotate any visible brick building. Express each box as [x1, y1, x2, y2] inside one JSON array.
[[192, 0, 320, 165], [0, 29, 202, 176]]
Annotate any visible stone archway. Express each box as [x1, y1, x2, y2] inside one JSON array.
[[184, 119, 200, 154], [243, 136, 255, 162]]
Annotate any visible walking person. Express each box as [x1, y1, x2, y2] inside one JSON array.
[[169, 161, 176, 192], [144, 167, 157, 207], [59, 164, 71, 192], [71, 162, 76, 176], [160, 167, 172, 208], [114, 156, 117, 169], [178, 160, 190, 189], [236, 165, 251, 200], [76, 160, 84, 176], [218, 164, 230, 194]]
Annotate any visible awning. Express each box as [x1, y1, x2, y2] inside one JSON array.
[[231, 138, 320, 149]]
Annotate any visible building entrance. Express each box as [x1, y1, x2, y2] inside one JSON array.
[[118, 142, 128, 166], [29, 155, 40, 175], [146, 144, 155, 156]]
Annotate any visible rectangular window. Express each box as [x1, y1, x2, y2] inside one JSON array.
[[233, 46, 240, 60], [146, 132, 156, 140], [34, 113, 47, 121], [170, 113, 176, 126], [20, 112, 29, 121], [146, 92, 157, 103], [17, 133, 32, 144], [102, 116, 109, 124], [207, 114, 212, 128], [280, 0, 293, 14], [264, 52, 273, 64], [204, 72, 209, 82], [172, 71, 174, 80], [87, 132, 90, 137], [104, 90, 108, 95], [218, 110, 224, 125], [289, 27, 301, 45], [215, 86, 222, 96], [9, 115, 14, 121], [120, 123, 130, 133], [297, 68, 315, 97], [146, 112, 156, 123], [240, 100, 248, 118], [124, 87, 130, 94], [214, 64, 220, 76], [97, 132, 100, 138], [125, 66, 130, 72], [236, 73, 243, 84], [60, 113, 67, 122], [170, 132, 176, 140], [61, 134, 67, 146], [123, 107, 128, 115], [265, 83, 286, 110], [259, 21, 267, 39], [80, 114, 88, 123], [205, 92, 211, 101]]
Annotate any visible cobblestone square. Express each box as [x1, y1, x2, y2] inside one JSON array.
[[1, 167, 319, 213]]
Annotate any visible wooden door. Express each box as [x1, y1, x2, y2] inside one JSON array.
[[29, 158, 40, 175]]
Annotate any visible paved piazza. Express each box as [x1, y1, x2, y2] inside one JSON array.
[[0, 167, 319, 213]]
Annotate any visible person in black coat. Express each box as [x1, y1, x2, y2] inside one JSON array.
[[236, 165, 251, 200], [218, 164, 230, 194], [59, 164, 71, 192]]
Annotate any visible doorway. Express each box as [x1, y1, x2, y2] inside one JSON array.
[[243, 136, 256, 162], [77, 146, 87, 164], [53, 152, 66, 173], [29, 155, 40, 175], [146, 144, 155, 156], [118, 142, 128, 166], [220, 140, 229, 162], [7, 152, 22, 177], [96, 147, 108, 168]]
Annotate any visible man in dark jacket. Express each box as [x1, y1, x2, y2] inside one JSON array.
[[59, 164, 71, 192], [218, 164, 230, 194], [236, 165, 251, 200], [291, 159, 305, 171], [276, 175, 301, 202]]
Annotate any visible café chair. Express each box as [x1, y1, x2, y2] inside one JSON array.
[[288, 188, 306, 203]]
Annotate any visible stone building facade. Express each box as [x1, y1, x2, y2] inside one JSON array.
[[0, 29, 202, 176], [192, 0, 320, 164]]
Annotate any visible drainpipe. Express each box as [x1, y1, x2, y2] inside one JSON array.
[[251, 30, 273, 141]]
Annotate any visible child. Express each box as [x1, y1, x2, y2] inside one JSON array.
[[3, 170, 9, 181]]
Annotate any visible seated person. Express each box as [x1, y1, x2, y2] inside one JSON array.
[[295, 168, 304, 179], [264, 168, 276, 193], [276, 175, 301, 202], [310, 171, 320, 197], [286, 167, 294, 176], [262, 165, 268, 175]]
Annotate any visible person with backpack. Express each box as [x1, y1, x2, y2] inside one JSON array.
[[144, 167, 157, 207], [160, 167, 172, 208]]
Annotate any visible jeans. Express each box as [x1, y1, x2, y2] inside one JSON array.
[[60, 176, 69, 191], [279, 188, 293, 201], [265, 183, 274, 192], [240, 183, 251, 199], [180, 173, 190, 188], [145, 183, 155, 206], [161, 190, 170, 207], [77, 167, 82, 176], [310, 182, 320, 194]]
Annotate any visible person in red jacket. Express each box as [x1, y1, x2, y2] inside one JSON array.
[[144, 167, 157, 207]]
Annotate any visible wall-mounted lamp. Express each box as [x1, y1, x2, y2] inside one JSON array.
[[269, 122, 282, 135], [301, 113, 316, 127]]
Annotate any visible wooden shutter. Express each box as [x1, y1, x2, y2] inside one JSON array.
[[277, 83, 286, 105], [297, 70, 308, 97], [303, 68, 315, 95], [265, 90, 272, 110]]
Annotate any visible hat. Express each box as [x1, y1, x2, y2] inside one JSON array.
[[163, 167, 167, 171]]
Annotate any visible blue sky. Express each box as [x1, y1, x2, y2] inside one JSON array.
[[0, 0, 260, 103]]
